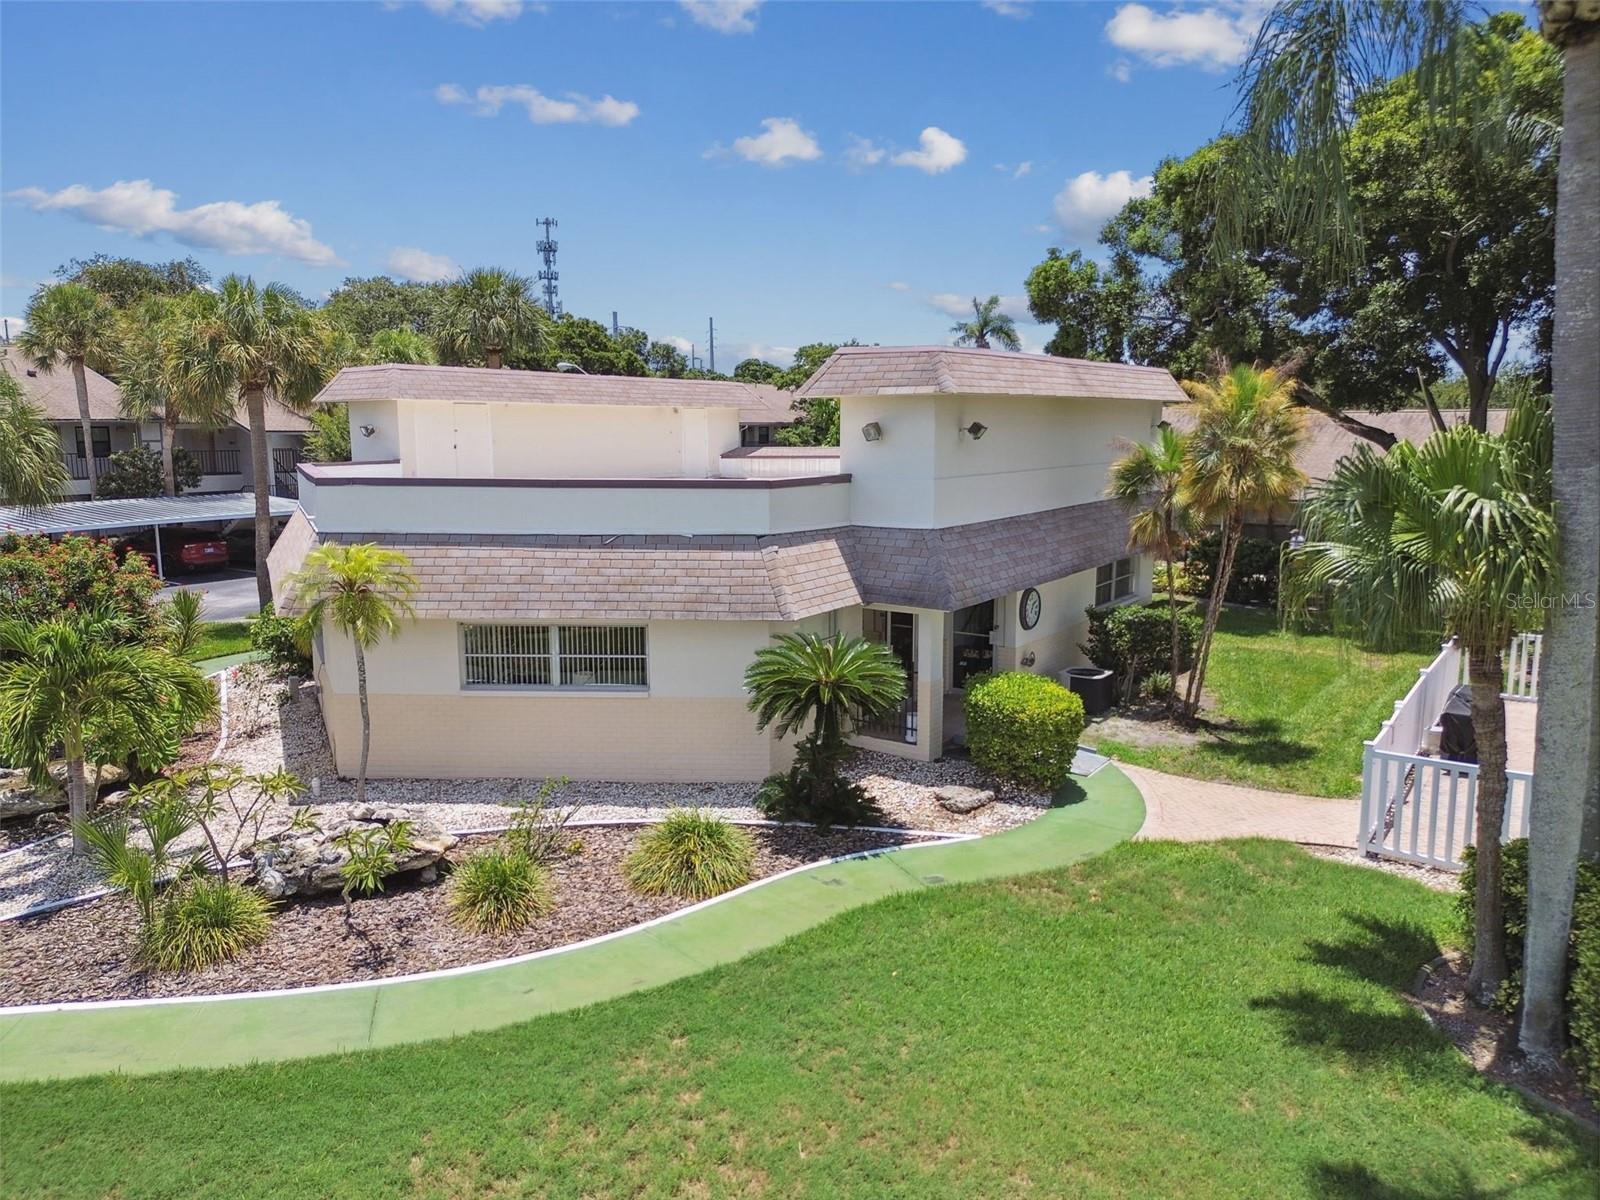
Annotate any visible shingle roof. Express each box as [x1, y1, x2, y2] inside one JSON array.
[[1161, 405, 1511, 486], [234, 393, 314, 434], [268, 498, 1134, 622], [315, 364, 788, 412], [797, 345, 1185, 403], [1, 350, 126, 421], [737, 384, 798, 426]]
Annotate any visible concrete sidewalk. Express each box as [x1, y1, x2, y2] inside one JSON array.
[[1125, 763, 1359, 847]]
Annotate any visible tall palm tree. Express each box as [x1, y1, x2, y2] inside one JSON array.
[[436, 269, 544, 369], [1227, 0, 1597, 1073], [0, 369, 69, 505], [184, 277, 329, 608], [363, 327, 437, 365], [0, 611, 217, 852], [1109, 425, 1199, 706], [950, 295, 1022, 352], [1178, 362, 1306, 717], [284, 542, 418, 804], [16, 283, 118, 497], [1287, 396, 1556, 1004], [745, 633, 907, 809], [116, 296, 233, 498]]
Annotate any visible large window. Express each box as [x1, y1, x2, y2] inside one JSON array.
[[73, 425, 112, 460], [462, 624, 647, 689], [1094, 556, 1137, 606]]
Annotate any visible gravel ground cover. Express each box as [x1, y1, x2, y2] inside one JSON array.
[[0, 824, 933, 1005], [0, 665, 1044, 918]]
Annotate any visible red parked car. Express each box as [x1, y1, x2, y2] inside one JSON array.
[[177, 537, 229, 571]]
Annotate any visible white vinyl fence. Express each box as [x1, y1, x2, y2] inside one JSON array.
[[1359, 634, 1541, 871]]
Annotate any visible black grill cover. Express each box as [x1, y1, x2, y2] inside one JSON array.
[[1439, 684, 1478, 764]]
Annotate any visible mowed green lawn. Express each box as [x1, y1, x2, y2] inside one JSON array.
[[1095, 607, 1435, 796], [3, 841, 1593, 1199], [186, 619, 253, 664]]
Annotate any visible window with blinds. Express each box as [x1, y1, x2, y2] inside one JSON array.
[[1094, 556, 1137, 606], [461, 624, 647, 689]]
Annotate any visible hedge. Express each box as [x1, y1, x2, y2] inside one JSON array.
[[1185, 530, 1283, 606], [1080, 603, 1201, 703], [963, 671, 1085, 791], [1459, 838, 1600, 1099]]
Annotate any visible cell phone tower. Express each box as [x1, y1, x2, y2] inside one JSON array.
[[536, 217, 561, 316]]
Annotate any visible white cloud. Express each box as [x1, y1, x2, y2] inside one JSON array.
[[679, 1, 761, 34], [886, 281, 911, 291], [713, 117, 823, 167], [1033, 222, 1054, 234], [721, 340, 797, 367], [981, 0, 1032, 17], [1, 316, 27, 340], [6, 179, 341, 266], [387, 247, 460, 282], [1013, 160, 1033, 180], [1052, 168, 1153, 238], [844, 135, 887, 169], [1108, 58, 1134, 83], [1104, 3, 1258, 71], [890, 127, 967, 174], [414, 0, 530, 26], [436, 83, 639, 126]]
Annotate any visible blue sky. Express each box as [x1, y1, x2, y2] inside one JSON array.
[[3, 1, 1280, 367]]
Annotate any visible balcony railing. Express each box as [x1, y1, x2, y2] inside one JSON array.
[[188, 448, 242, 475], [61, 454, 110, 481]]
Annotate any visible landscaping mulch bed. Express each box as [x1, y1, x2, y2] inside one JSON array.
[[0, 824, 932, 1006], [1410, 952, 1599, 1132]]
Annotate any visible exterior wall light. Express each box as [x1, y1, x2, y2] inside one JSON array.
[[556, 361, 589, 374], [962, 421, 988, 440], [359, 424, 377, 438], [861, 421, 883, 442]]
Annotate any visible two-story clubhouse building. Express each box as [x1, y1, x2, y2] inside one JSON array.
[[268, 346, 1182, 782]]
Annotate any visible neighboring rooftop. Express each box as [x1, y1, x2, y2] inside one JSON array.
[[315, 363, 793, 413], [1161, 405, 1511, 485], [796, 345, 1185, 402], [0, 492, 298, 536]]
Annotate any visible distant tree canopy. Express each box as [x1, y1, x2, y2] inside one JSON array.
[[52, 254, 211, 309], [321, 277, 447, 340], [1023, 11, 1557, 426]]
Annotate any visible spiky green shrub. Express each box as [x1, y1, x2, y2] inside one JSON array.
[[449, 848, 553, 934], [144, 876, 272, 971], [964, 671, 1085, 791], [249, 604, 311, 675], [623, 810, 755, 901]]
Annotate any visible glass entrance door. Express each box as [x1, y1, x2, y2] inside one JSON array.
[[951, 600, 995, 689]]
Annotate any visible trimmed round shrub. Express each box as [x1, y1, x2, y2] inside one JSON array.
[[623, 810, 756, 900], [449, 848, 554, 934], [144, 877, 272, 971], [964, 671, 1085, 792]]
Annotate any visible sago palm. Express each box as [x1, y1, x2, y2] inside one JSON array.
[[16, 283, 118, 497], [284, 542, 418, 804], [1178, 361, 1306, 716], [1109, 425, 1199, 706], [950, 295, 1022, 352], [436, 268, 544, 369], [745, 633, 907, 805], [1287, 394, 1556, 1004], [184, 277, 330, 608], [1228, 0, 1597, 1066], [0, 611, 217, 852], [0, 368, 68, 505]]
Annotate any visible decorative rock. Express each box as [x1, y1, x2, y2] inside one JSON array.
[[933, 785, 995, 814], [1, 770, 62, 820], [249, 804, 457, 898], [46, 761, 130, 794]]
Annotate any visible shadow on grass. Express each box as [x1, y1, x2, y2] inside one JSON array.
[[1191, 715, 1318, 769], [1302, 913, 1442, 990], [1308, 1161, 1584, 1199]]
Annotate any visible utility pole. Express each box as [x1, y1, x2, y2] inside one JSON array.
[[708, 317, 716, 374], [689, 343, 703, 372], [536, 217, 560, 316], [612, 311, 619, 337]]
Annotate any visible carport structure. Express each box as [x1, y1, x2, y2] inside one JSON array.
[[0, 493, 297, 579]]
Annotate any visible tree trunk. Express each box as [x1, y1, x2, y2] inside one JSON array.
[[71, 358, 98, 499], [1465, 643, 1510, 1006], [66, 751, 89, 854], [1521, 26, 1600, 1068], [355, 637, 371, 807], [246, 385, 273, 610], [162, 408, 179, 498], [1465, 359, 1490, 433], [487, 348, 503, 369], [1185, 516, 1240, 717], [1166, 540, 1183, 712]]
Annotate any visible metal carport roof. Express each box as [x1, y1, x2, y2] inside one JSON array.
[[0, 493, 298, 536]]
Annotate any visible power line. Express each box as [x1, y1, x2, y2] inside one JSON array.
[[536, 217, 560, 316]]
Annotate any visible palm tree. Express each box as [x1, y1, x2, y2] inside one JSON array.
[[950, 295, 1022, 352], [0, 369, 68, 505], [436, 269, 544, 369], [1109, 425, 1199, 706], [0, 611, 217, 852], [1226, 0, 1597, 1074], [284, 543, 418, 804], [363, 328, 436, 365], [1178, 362, 1306, 718], [745, 633, 907, 810], [16, 283, 118, 497], [1287, 396, 1556, 1004], [184, 277, 329, 609], [116, 296, 233, 498]]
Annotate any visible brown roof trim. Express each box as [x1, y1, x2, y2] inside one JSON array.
[[298, 462, 850, 490]]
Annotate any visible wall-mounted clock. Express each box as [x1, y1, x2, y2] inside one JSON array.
[[1019, 587, 1042, 631]]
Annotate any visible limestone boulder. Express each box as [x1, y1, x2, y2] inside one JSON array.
[[933, 785, 995, 814], [250, 803, 458, 899]]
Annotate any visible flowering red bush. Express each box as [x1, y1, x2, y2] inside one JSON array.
[[0, 534, 160, 635]]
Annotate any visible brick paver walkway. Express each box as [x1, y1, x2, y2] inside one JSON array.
[[1124, 763, 1359, 847]]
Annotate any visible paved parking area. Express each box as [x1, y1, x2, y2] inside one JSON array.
[[156, 568, 260, 622]]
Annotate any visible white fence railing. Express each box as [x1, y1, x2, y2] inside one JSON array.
[[1359, 634, 1542, 872]]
